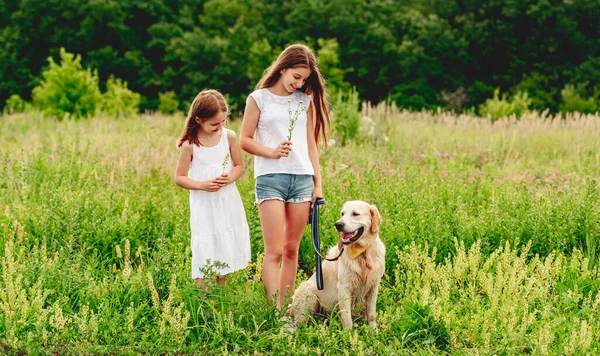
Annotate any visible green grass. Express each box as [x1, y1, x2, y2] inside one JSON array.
[[1, 107, 599, 354]]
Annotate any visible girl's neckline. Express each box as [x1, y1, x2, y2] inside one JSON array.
[[197, 129, 224, 148], [265, 87, 295, 98]]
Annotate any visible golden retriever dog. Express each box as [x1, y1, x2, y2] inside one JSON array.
[[286, 200, 385, 329]]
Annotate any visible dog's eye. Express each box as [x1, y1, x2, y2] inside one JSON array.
[[352, 212, 360, 216]]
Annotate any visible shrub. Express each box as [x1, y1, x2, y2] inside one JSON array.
[[331, 87, 360, 146], [158, 91, 179, 115], [559, 84, 597, 114], [3, 94, 30, 115], [479, 88, 531, 122], [101, 76, 141, 118], [31, 48, 102, 119]]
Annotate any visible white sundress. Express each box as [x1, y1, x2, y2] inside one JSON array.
[[188, 128, 251, 279]]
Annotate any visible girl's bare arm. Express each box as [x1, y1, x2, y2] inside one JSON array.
[[240, 96, 290, 159], [174, 142, 221, 192]]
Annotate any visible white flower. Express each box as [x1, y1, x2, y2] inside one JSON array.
[[287, 100, 306, 141], [328, 139, 336, 147]]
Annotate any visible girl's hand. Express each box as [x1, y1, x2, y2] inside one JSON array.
[[201, 179, 222, 192], [270, 141, 292, 159], [312, 186, 324, 205], [215, 173, 232, 186]]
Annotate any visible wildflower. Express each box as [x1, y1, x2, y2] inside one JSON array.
[[221, 153, 230, 174], [287, 99, 306, 141], [328, 139, 336, 147]]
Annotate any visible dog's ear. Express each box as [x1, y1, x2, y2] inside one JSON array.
[[370, 205, 382, 234]]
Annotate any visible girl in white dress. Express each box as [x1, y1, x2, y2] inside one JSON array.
[[174, 89, 251, 289]]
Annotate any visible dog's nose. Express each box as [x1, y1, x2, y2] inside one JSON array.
[[335, 221, 345, 231]]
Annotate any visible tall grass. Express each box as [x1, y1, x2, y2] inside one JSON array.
[[1, 108, 599, 354]]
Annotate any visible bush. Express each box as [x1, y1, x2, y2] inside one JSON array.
[[331, 87, 360, 146], [158, 91, 179, 115], [3, 94, 30, 115], [515, 72, 559, 112], [559, 84, 597, 114], [479, 88, 531, 122], [31, 48, 102, 119], [101, 76, 141, 118]]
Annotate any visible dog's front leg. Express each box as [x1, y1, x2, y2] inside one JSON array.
[[337, 285, 353, 329], [365, 284, 380, 329]]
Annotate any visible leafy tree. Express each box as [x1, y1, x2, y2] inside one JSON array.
[[2, 0, 600, 115], [316, 38, 351, 94], [246, 39, 276, 90]]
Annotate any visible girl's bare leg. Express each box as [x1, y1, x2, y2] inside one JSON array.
[[278, 202, 310, 308], [258, 200, 286, 306]]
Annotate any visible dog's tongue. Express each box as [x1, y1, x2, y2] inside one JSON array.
[[342, 232, 354, 240]]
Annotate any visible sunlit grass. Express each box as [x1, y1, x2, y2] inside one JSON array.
[[1, 107, 599, 354]]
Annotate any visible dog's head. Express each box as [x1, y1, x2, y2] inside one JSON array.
[[335, 200, 382, 246]]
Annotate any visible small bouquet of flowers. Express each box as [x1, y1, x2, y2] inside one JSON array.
[[287, 99, 307, 141]]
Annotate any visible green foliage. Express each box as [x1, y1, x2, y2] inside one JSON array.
[[2, 110, 600, 353], [246, 39, 274, 87], [515, 72, 560, 112], [3, 111, 600, 353], [479, 88, 531, 121], [158, 91, 179, 115], [31, 48, 102, 120], [101, 76, 141, 118], [572, 57, 600, 100], [316, 38, 350, 93], [331, 87, 360, 146], [391, 302, 450, 351], [559, 84, 598, 114], [3, 94, 30, 115], [1, 0, 600, 114]]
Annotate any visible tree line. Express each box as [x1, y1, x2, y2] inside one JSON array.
[[1, 0, 599, 115]]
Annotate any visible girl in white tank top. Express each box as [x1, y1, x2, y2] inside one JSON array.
[[240, 44, 331, 310]]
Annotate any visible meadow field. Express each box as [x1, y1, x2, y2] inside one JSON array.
[[1, 106, 600, 355]]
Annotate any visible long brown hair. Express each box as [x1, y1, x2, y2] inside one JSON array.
[[177, 89, 229, 147], [256, 44, 330, 149]]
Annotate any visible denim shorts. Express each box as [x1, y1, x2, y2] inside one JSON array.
[[255, 173, 313, 205]]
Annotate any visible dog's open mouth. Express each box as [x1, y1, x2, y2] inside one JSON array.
[[340, 226, 365, 245]]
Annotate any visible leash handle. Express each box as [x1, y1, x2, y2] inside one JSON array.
[[311, 198, 326, 290]]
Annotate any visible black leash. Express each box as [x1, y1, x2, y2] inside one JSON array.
[[310, 198, 344, 290]]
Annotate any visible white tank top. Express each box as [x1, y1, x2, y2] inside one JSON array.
[[248, 88, 314, 178]]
